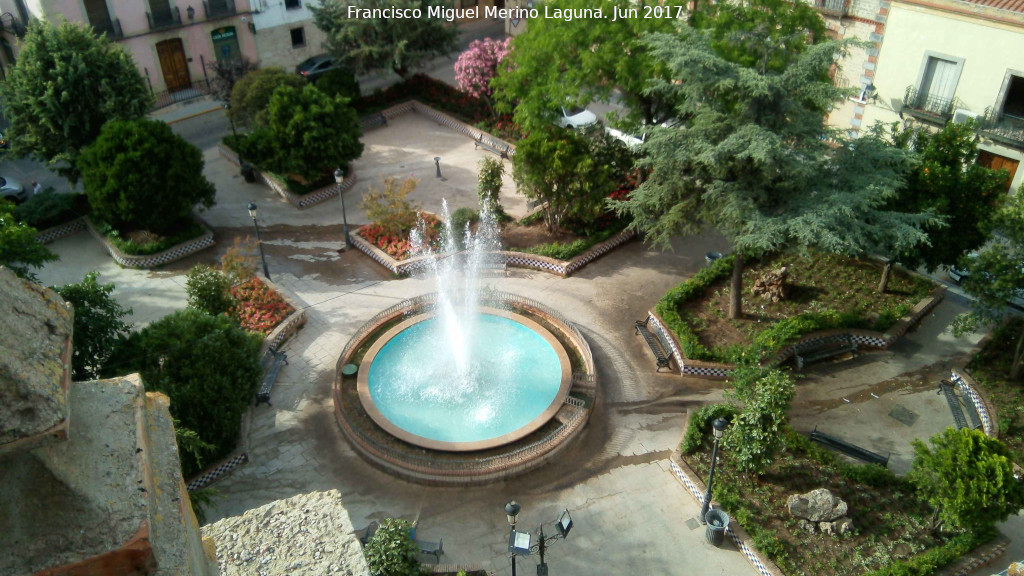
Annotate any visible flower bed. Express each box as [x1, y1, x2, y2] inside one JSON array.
[[681, 409, 993, 576], [966, 319, 1024, 464], [230, 277, 295, 334], [657, 253, 935, 364], [359, 213, 441, 260]]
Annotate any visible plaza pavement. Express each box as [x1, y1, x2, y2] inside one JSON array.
[[29, 86, 1024, 575]]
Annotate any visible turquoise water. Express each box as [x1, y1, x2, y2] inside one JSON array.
[[367, 314, 563, 444]]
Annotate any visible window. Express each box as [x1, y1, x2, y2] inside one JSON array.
[[1001, 75, 1024, 119], [908, 51, 964, 116], [290, 27, 305, 48], [285, 0, 301, 8]]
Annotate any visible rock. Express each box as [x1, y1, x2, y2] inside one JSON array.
[[1008, 561, 1024, 576], [797, 519, 816, 534], [786, 488, 848, 522], [837, 517, 854, 536], [751, 266, 790, 302], [820, 521, 835, 535]]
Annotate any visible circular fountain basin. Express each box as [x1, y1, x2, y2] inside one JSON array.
[[358, 307, 572, 452]]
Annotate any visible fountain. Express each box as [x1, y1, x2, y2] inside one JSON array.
[[334, 201, 595, 483]]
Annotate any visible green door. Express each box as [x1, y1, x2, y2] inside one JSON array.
[[211, 26, 240, 63]]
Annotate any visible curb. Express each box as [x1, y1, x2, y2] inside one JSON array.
[[160, 105, 223, 125]]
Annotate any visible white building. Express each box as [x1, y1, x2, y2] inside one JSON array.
[[861, 0, 1024, 192], [250, 0, 327, 70]]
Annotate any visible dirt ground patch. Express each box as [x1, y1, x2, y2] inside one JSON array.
[[501, 221, 581, 250]]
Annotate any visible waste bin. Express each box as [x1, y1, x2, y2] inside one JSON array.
[[705, 251, 723, 267], [705, 509, 729, 547], [241, 162, 257, 183]]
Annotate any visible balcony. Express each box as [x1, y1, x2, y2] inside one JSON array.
[[814, 0, 849, 17], [903, 85, 960, 124], [981, 107, 1024, 148], [147, 7, 182, 31], [91, 16, 123, 39], [0, 12, 26, 38], [204, 0, 237, 19]]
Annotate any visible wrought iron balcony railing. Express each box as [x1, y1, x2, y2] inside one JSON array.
[[0, 12, 26, 38], [903, 85, 960, 123], [814, 0, 849, 17], [91, 16, 123, 39], [204, 0, 236, 19], [981, 107, 1024, 148], [147, 7, 182, 31]]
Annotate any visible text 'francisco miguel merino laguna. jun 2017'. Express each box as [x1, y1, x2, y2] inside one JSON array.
[[345, 4, 686, 22]]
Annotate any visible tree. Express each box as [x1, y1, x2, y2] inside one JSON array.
[[207, 56, 258, 103], [883, 121, 1008, 273], [0, 19, 151, 183], [228, 67, 305, 127], [477, 157, 506, 217], [364, 518, 420, 576], [261, 84, 364, 181], [722, 365, 795, 475], [52, 272, 132, 381], [954, 192, 1024, 379], [909, 428, 1024, 531], [79, 118, 216, 234], [311, 0, 457, 78], [454, 37, 510, 116], [493, 0, 684, 131], [513, 127, 630, 232], [360, 176, 421, 235], [108, 309, 262, 476], [689, 0, 826, 73], [0, 201, 58, 279], [610, 27, 922, 318]]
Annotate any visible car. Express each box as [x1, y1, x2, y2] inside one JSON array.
[[949, 253, 1024, 308], [296, 54, 340, 82], [557, 105, 598, 130], [605, 126, 646, 148], [0, 176, 26, 204]]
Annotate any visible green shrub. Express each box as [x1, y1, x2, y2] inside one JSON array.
[[751, 531, 787, 562], [185, 264, 234, 316], [655, 255, 735, 360], [449, 207, 479, 248], [316, 67, 360, 102], [862, 529, 994, 576], [681, 404, 737, 453], [80, 118, 215, 234], [837, 461, 900, 488], [14, 190, 81, 229], [107, 309, 262, 476], [228, 67, 304, 127], [519, 209, 544, 226], [364, 518, 420, 576], [521, 239, 589, 260], [52, 271, 132, 380]]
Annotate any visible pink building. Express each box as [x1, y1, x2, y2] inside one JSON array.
[[0, 0, 258, 106]]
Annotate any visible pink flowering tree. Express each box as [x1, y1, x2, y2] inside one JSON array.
[[454, 37, 511, 116]]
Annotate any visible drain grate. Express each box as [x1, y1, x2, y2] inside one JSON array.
[[888, 404, 920, 427]]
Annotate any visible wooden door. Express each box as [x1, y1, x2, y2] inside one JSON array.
[[156, 39, 190, 93], [978, 150, 1019, 192]]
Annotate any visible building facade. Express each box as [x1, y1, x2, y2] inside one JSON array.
[[250, 0, 326, 70], [0, 0, 259, 101], [861, 0, 1024, 192]]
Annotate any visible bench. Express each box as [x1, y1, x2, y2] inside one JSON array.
[[415, 537, 444, 564], [810, 426, 889, 466], [474, 134, 509, 159], [961, 391, 984, 430], [794, 335, 858, 370], [938, 380, 969, 429], [256, 346, 288, 406], [634, 318, 674, 372]]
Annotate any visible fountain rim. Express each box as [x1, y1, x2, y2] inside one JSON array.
[[357, 306, 573, 452]]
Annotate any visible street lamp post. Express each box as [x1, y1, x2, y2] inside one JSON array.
[[504, 502, 573, 576], [434, 156, 442, 178], [334, 168, 351, 250], [699, 417, 730, 524], [247, 202, 271, 280], [224, 103, 238, 140]]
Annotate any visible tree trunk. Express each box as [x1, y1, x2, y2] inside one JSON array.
[[729, 252, 744, 320], [1011, 323, 1024, 381], [877, 260, 893, 294]]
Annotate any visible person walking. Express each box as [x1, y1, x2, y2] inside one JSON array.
[[31, 181, 42, 195]]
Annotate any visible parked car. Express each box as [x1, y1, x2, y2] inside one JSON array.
[[949, 253, 1024, 308], [557, 105, 598, 130], [605, 126, 645, 148], [0, 176, 26, 203], [296, 54, 340, 82]]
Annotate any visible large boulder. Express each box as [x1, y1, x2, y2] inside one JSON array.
[[787, 488, 848, 522]]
